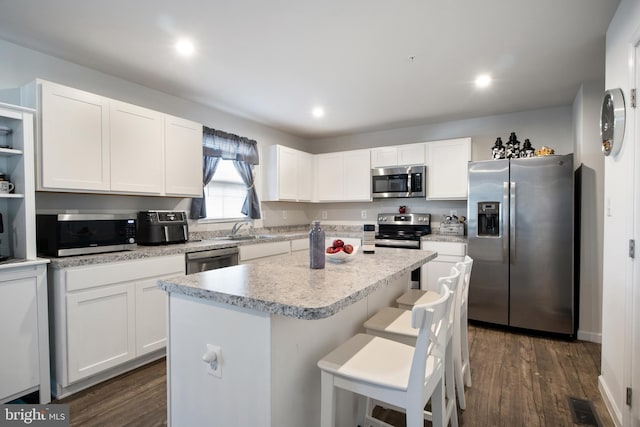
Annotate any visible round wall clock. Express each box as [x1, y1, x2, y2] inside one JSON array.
[[600, 88, 626, 157]]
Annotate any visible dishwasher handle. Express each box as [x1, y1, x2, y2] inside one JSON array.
[[186, 247, 239, 261]]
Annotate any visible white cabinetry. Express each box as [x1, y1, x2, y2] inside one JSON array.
[[28, 80, 202, 197], [239, 241, 291, 263], [49, 255, 184, 397], [425, 138, 471, 199], [164, 115, 203, 197], [39, 82, 110, 191], [264, 145, 312, 201], [371, 143, 425, 167], [0, 263, 50, 404], [420, 241, 467, 291], [110, 100, 164, 194], [315, 149, 370, 202]]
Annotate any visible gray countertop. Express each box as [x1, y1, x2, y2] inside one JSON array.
[[44, 230, 465, 269], [158, 247, 437, 320]]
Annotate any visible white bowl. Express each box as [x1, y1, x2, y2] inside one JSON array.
[[325, 245, 359, 263]]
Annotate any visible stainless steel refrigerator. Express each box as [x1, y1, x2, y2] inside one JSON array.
[[467, 154, 575, 336]]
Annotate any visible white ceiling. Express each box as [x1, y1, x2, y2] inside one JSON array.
[[0, 0, 619, 138]]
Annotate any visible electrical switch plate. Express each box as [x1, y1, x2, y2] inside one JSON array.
[[282, 210, 287, 219], [321, 210, 328, 219], [361, 210, 367, 219], [203, 344, 222, 378]]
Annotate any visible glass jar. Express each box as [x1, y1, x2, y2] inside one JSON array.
[[309, 220, 325, 269]]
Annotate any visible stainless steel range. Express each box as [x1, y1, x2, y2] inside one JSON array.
[[376, 213, 431, 288], [375, 213, 432, 249]]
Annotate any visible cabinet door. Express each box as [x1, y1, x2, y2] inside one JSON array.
[[239, 241, 291, 263], [40, 82, 110, 191], [343, 149, 371, 201], [297, 151, 313, 201], [371, 147, 397, 168], [0, 277, 39, 400], [277, 146, 299, 200], [315, 153, 344, 201], [164, 115, 203, 197], [135, 278, 168, 355], [426, 138, 471, 199], [67, 284, 135, 383], [110, 101, 164, 194], [397, 143, 425, 166]]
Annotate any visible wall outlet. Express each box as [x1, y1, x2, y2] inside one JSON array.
[[321, 210, 328, 219], [282, 210, 287, 219], [361, 210, 367, 219], [203, 344, 222, 378]]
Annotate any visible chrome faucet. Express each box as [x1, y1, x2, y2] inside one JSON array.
[[230, 220, 253, 236]]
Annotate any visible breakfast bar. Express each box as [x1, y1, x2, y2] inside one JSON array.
[[158, 247, 437, 427]]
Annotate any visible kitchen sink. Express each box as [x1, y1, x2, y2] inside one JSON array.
[[215, 234, 280, 241]]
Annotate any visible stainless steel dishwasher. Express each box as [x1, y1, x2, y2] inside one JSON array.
[[185, 247, 239, 275]]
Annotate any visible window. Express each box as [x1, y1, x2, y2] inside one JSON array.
[[203, 159, 247, 220]]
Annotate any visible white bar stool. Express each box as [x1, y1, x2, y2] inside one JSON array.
[[317, 284, 455, 427], [398, 256, 474, 391]]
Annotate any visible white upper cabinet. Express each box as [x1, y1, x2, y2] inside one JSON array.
[[110, 100, 164, 194], [342, 149, 371, 201], [40, 82, 110, 191], [164, 115, 203, 197], [30, 80, 202, 197], [263, 145, 312, 201], [425, 137, 471, 200], [371, 143, 425, 168], [315, 149, 371, 202]]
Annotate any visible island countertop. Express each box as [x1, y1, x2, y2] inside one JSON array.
[[158, 247, 436, 320]]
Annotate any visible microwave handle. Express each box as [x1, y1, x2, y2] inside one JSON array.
[[407, 174, 412, 195]]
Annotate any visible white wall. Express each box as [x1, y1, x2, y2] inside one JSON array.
[[0, 38, 306, 227], [308, 106, 574, 160], [572, 81, 605, 343], [600, 0, 640, 425]]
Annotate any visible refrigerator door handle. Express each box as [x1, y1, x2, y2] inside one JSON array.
[[503, 182, 509, 262], [510, 182, 516, 263]]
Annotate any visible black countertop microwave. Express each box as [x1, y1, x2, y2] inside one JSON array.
[[371, 165, 426, 199], [36, 213, 137, 257]]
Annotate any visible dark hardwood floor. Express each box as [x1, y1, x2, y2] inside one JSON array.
[[55, 325, 613, 427]]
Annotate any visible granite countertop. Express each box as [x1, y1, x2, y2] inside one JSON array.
[[158, 247, 437, 320], [44, 229, 463, 269]]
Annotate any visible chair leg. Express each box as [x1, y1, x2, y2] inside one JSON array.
[[430, 377, 446, 427], [320, 371, 336, 427], [454, 354, 466, 410], [445, 341, 459, 427], [461, 312, 472, 387]]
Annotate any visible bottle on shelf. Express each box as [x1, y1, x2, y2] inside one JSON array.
[[309, 220, 325, 269]]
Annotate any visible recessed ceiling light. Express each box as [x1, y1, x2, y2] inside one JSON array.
[[475, 74, 492, 88], [175, 38, 195, 56], [312, 107, 325, 118]]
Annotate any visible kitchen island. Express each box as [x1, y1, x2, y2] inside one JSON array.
[[158, 247, 436, 427]]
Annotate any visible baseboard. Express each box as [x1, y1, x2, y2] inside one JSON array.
[[598, 375, 623, 427], [577, 329, 602, 343]]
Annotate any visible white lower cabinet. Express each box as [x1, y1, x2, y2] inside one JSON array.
[[0, 262, 50, 404], [239, 241, 291, 263], [50, 255, 183, 397], [420, 241, 467, 291], [66, 283, 136, 383]]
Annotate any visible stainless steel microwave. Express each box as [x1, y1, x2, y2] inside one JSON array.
[[36, 213, 137, 257], [371, 165, 426, 199]]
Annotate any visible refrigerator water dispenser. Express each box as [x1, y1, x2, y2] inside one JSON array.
[[477, 202, 500, 236]]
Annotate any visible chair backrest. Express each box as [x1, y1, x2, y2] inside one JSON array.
[[407, 278, 455, 394], [456, 255, 474, 309]]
